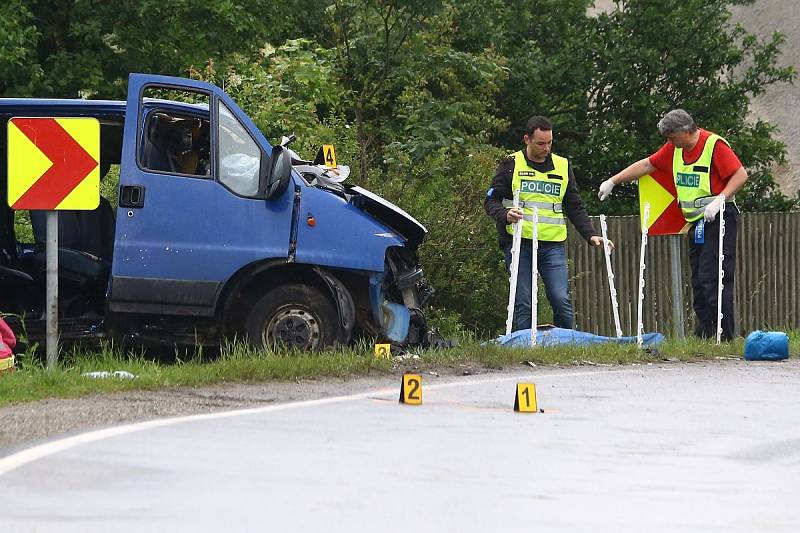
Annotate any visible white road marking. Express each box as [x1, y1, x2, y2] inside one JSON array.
[[0, 367, 632, 477]]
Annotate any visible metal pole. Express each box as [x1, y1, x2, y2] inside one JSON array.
[[46, 210, 59, 370], [669, 235, 685, 338], [637, 203, 650, 347], [716, 199, 726, 345], [531, 207, 538, 347], [505, 189, 522, 336], [600, 215, 623, 337]]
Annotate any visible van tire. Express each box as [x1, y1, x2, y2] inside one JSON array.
[[244, 284, 339, 351]]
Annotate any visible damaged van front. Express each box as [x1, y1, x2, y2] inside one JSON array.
[[344, 186, 433, 346], [270, 137, 434, 349]]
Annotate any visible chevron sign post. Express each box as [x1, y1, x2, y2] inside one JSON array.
[[7, 117, 100, 369]]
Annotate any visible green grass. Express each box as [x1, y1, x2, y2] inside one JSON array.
[[0, 341, 392, 406], [0, 332, 797, 407]]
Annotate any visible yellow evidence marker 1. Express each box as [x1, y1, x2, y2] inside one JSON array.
[[514, 383, 538, 412], [400, 373, 422, 405], [374, 343, 391, 359]]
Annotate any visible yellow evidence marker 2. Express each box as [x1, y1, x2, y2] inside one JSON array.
[[374, 343, 391, 359], [400, 373, 422, 405], [514, 383, 538, 412]]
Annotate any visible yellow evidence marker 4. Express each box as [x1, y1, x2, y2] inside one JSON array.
[[514, 383, 538, 412], [314, 144, 337, 168], [400, 373, 422, 405]]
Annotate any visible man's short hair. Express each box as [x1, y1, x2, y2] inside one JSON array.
[[525, 116, 552, 135], [657, 109, 697, 135]]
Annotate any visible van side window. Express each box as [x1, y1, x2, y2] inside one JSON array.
[[140, 112, 211, 177], [218, 101, 261, 197]]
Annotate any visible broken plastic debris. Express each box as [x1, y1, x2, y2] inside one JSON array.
[[82, 370, 138, 380]]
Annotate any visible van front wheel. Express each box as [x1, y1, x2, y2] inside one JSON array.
[[244, 284, 339, 351]]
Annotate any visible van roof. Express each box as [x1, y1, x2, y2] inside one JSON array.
[[0, 99, 126, 115], [0, 98, 209, 116]]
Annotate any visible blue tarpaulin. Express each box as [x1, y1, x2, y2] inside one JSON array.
[[494, 327, 665, 348]]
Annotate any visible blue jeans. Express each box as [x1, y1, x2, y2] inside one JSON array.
[[503, 240, 575, 331]]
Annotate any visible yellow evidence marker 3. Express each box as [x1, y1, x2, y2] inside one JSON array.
[[514, 383, 538, 412], [400, 373, 422, 405], [374, 343, 391, 359]]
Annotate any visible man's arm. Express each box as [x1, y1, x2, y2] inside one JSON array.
[[599, 157, 656, 201], [484, 158, 519, 224], [703, 141, 748, 222], [563, 165, 598, 243], [721, 166, 748, 198], [611, 157, 656, 185], [714, 139, 748, 199], [564, 164, 617, 250], [564, 165, 615, 250], [703, 166, 748, 222]]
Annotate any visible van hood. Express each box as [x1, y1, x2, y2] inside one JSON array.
[[347, 186, 427, 250]]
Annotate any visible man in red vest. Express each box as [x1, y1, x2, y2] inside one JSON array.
[[598, 109, 748, 340]]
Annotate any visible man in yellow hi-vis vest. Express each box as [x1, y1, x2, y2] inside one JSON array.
[[485, 116, 613, 332], [599, 109, 748, 340]]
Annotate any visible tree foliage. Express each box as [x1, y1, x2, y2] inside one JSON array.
[[1, 0, 278, 98], [2, 0, 797, 334], [0, 1, 42, 96]]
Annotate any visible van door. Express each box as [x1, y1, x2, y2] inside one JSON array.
[[110, 74, 294, 316]]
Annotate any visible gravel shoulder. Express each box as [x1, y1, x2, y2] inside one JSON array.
[[0, 363, 485, 453], [0, 375, 397, 453]]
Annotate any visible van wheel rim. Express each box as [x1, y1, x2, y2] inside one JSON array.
[[265, 308, 320, 349]]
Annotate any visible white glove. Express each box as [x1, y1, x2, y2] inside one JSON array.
[[598, 179, 616, 201], [703, 194, 726, 222]]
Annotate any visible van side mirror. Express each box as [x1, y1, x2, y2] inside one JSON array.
[[264, 145, 292, 199]]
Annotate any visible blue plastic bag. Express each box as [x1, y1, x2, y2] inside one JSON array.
[[744, 331, 789, 361]]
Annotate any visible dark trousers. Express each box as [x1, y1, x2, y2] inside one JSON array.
[[688, 205, 738, 340]]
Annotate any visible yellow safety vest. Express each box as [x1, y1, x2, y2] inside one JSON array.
[[673, 133, 729, 222], [504, 151, 568, 242]]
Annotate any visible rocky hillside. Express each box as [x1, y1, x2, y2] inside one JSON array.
[[730, 0, 799, 195]]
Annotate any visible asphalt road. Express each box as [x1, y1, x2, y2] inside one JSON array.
[[1, 360, 799, 532]]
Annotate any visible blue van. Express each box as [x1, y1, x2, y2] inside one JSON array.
[[0, 74, 432, 350]]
